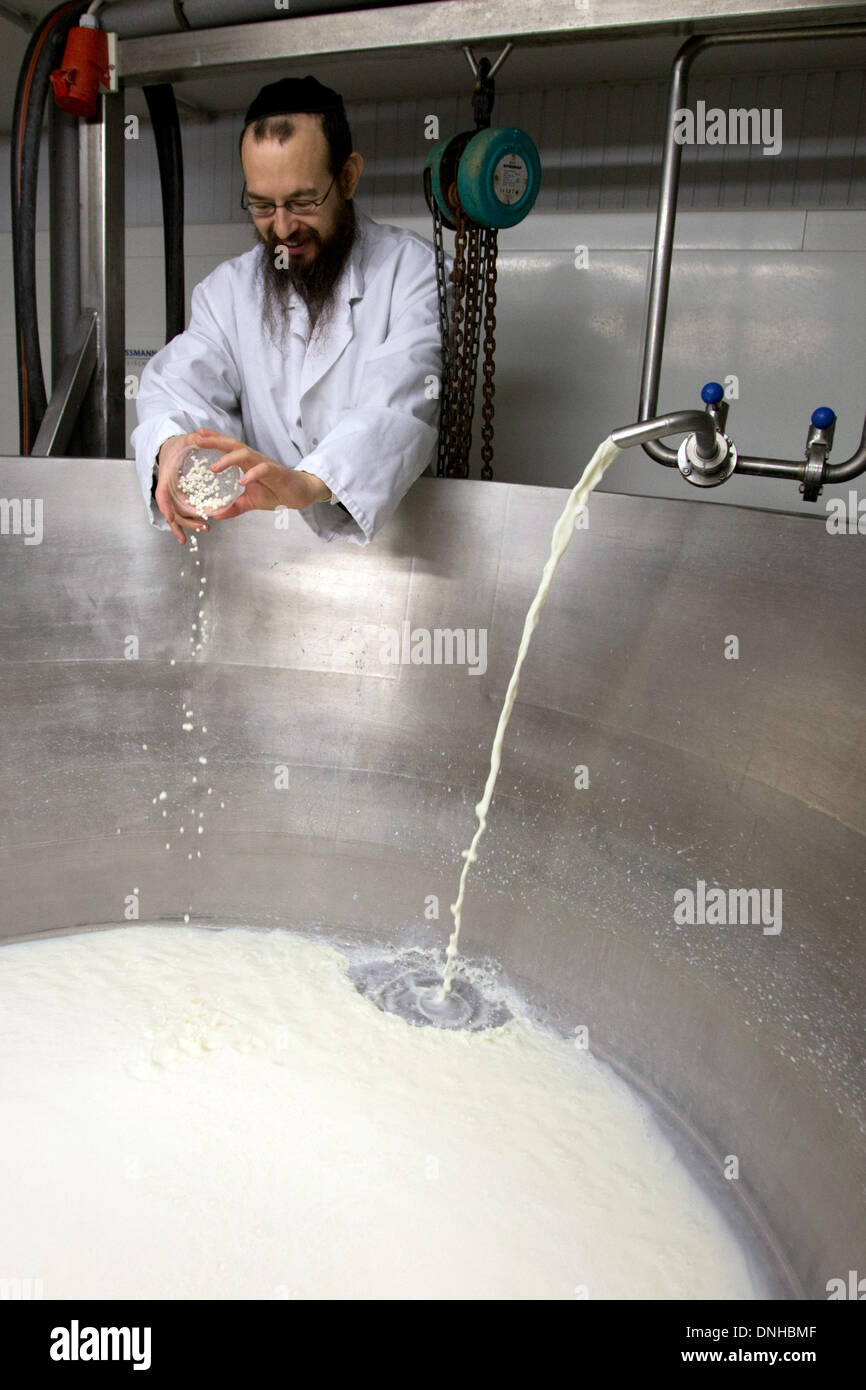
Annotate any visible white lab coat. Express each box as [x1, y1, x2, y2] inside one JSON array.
[[131, 206, 442, 544]]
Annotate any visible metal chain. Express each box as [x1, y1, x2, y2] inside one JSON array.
[[455, 216, 484, 478], [479, 226, 498, 480], [446, 205, 470, 477], [431, 194, 500, 480], [431, 200, 452, 477]]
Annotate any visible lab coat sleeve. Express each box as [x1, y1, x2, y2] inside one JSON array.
[[130, 270, 244, 530], [297, 241, 441, 545]]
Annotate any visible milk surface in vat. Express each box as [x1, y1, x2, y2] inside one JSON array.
[[0, 924, 760, 1299]]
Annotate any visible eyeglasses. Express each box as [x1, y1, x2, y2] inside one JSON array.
[[240, 176, 336, 218]]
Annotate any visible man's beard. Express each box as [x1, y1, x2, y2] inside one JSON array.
[[255, 197, 356, 349]]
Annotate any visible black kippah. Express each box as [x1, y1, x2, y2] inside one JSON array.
[[243, 76, 345, 130]]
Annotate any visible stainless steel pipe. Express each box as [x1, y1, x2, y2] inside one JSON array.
[[611, 409, 717, 454], [639, 24, 866, 481]]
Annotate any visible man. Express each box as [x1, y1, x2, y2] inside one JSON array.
[[131, 76, 441, 546]]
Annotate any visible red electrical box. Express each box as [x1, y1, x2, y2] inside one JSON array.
[[50, 23, 111, 119]]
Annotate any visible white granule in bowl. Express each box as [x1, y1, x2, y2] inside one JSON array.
[[178, 453, 241, 517]]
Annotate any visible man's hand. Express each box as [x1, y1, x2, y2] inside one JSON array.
[[189, 428, 332, 519], [155, 432, 213, 545]]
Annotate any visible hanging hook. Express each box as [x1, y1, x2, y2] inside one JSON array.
[[463, 41, 514, 80], [488, 42, 514, 79]]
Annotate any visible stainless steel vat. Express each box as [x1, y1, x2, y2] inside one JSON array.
[[1, 456, 863, 1298]]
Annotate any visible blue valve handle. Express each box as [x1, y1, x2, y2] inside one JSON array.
[[700, 381, 725, 405], [811, 407, 836, 429]]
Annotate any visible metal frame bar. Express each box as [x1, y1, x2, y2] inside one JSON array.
[[48, 103, 82, 412], [115, 0, 865, 85], [32, 311, 98, 457], [77, 90, 126, 459]]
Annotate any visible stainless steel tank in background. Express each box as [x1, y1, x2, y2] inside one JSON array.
[[1, 456, 863, 1299]]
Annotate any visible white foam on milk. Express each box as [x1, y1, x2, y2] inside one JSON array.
[[0, 923, 761, 1299]]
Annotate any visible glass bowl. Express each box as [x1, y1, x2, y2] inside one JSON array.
[[177, 446, 245, 516]]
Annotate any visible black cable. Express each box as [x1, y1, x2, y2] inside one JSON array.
[[11, 0, 89, 454], [144, 84, 186, 345]]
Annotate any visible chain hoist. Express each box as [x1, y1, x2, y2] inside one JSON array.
[[424, 45, 541, 480]]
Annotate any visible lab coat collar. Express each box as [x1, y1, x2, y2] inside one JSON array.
[[345, 202, 370, 303]]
